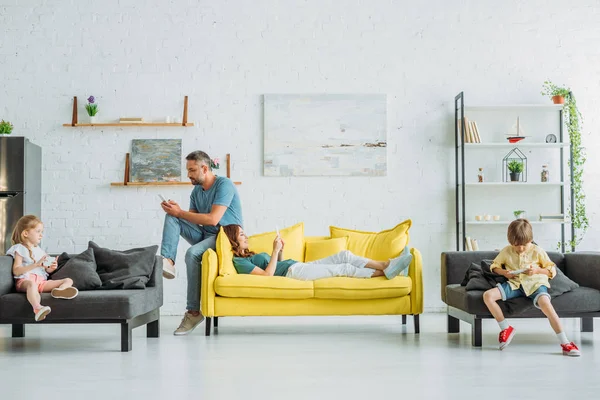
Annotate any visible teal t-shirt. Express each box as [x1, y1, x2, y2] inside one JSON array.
[[189, 176, 243, 234], [233, 253, 297, 276]]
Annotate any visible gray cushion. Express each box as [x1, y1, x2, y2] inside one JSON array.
[[0, 287, 162, 321], [50, 249, 101, 290], [548, 267, 579, 297], [89, 241, 158, 290]]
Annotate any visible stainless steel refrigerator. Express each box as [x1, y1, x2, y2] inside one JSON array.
[[0, 137, 41, 255]]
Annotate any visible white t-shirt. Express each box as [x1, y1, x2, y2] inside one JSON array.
[[6, 244, 49, 279]]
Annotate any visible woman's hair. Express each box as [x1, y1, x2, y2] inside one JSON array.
[[507, 218, 533, 246], [11, 215, 42, 258], [222, 224, 255, 258]]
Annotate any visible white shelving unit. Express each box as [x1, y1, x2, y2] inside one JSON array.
[[454, 92, 574, 252]]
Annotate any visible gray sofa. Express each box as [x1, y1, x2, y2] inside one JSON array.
[[0, 255, 163, 352], [441, 251, 600, 346]]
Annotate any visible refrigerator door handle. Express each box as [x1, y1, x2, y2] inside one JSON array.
[[0, 192, 20, 198]]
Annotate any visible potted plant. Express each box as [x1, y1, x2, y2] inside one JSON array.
[[0, 120, 13, 135], [541, 81, 588, 250], [507, 160, 524, 181], [85, 95, 98, 123], [513, 210, 526, 219], [541, 81, 570, 104]]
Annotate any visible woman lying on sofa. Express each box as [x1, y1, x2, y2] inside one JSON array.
[[222, 225, 411, 281]]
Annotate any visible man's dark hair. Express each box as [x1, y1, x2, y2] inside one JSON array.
[[186, 150, 212, 170]]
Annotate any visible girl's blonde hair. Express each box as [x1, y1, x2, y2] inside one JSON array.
[[11, 215, 43, 259], [507, 218, 533, 246]]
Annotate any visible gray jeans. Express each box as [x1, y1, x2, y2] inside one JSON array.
[[285, 250, 375, 281], [160, 214, 216, 311]]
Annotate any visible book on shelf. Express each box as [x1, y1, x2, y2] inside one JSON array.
[[539, 214, 565, 221], [119, 117, 144, 123], [465, 236, 479, 251]]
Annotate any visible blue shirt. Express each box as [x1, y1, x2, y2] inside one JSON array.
[[189, 176, 243, 234], [233, 253, 297, 276]]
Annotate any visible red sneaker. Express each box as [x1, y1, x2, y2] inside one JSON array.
[[561, 342, 581, 357], [499, 326, 515, 350]]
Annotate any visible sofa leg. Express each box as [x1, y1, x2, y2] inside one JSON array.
[[581, 317, 594, 333], [205, 317, 212, 336], [402, 315, 407, 325], [147, 317, 160, 338], [12, 324, 25, 338], [413, 314, 420, 334], [447, 314, 460, 333], [471, 318, 482, 347], [121, 323, 132, 352], [214, 317, 219, 328]]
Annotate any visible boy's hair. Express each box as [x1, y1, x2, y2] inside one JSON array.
[[507, 218, 533, 246], [11, 215, 42, 259]]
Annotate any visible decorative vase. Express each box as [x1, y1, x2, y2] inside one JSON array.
[[509, 172, 521, 182], [552, 95, 565, 104], [89, 115, 97, 124], [514, 212, 526, 219]]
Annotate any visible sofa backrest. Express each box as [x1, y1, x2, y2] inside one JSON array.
[[0, 256, 15, 295], [441, 251, 565, 302], [565, 252, 600, 291]]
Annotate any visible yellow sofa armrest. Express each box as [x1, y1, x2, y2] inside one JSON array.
[[409, 247, 423, 315], [201, 248, 219, 317]]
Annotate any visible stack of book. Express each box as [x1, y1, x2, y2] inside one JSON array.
[[465, 236, 479, 251], [539, 214, 565, 222], [119, 117, 144, 124], [458, 117, 482, 143]]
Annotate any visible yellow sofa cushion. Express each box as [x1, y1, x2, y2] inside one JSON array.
[[313, 276, 412, 300], [215, 274, 314, 299], [216, 227, 236, 276], [248, 222, 305, 262], [329, 220, 411, 260], [304, 237, 348, 262]]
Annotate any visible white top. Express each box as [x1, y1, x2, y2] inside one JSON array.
[[6, 244, 49, 279]]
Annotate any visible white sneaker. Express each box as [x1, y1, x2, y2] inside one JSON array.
[[34, 306, 51, 322], [162, 257, 176, 279]]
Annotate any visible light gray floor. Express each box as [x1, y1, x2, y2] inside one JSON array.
[[0, 313, 597, 399]]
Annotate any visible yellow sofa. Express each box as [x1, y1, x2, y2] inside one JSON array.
[[200, 221, 423, 335]]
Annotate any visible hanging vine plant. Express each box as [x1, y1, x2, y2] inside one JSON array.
[[541, 81, 589, 250]]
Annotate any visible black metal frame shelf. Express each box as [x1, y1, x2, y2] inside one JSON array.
[[454, 92, 575, 253]]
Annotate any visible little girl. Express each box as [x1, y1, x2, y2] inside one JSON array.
[[7, 215, 79, 321]]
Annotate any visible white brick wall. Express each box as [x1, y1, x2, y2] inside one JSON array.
[[2, 1, 599, 315]]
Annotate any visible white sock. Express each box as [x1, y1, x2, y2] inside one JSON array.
[[498, 319, 509, 331], [557, 332, 569, 345]]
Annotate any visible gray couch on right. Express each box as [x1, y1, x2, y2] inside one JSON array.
[[441, 251, 600, 346]]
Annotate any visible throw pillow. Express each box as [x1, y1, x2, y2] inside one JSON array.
[[304, 237, 349, 262], [248, 222, 305, 260], [216, 227, 235, 276], [329, 220, 411, 260], [548, 267, 580, 297], [50, 248, 102, 290], [89, 241, 158, 289]]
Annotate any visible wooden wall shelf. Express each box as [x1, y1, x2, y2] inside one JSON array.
[[110, 181, 241, 186], [63, 123, 194, 127], [112, 154, 241, 186], [64, 96, 193, 127]]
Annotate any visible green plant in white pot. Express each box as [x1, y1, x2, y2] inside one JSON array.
[[0, 120, 13, 135], [85, 95, 98, 123], [507, 160, 524, 181]]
